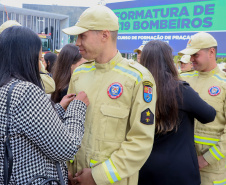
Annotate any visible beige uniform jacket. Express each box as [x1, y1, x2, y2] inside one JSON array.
[[67, 52, 156, 185], [181, 66, 226, 173], [40, 73, 55, 94], [179, 69, 194, 74]]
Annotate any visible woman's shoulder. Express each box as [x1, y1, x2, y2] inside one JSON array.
[[5, 79, 45, 103], [9, 79, 43, 93], [179, 80, 190, 87]]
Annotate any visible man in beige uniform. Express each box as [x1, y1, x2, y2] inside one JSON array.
[[134, 45, 144, 63], [179, 32, 226, 185], [63, 5, 156, 185], [179, 54, 194, 74], [0, 20, 21, 33], [39, 60, 55, 94]]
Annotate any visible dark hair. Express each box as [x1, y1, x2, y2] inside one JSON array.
[[51, 44, 82, 103], [140, 40, 181, 134], [44, 52, 57, 74], [0, 26, 42, 88]]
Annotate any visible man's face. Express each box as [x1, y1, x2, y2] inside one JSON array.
[[76, 31, 102, 60], [180, 62, 193, 72], [137, 50, 142, 63], [190, 49, 211, 72]]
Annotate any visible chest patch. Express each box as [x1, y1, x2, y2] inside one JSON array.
[[208, 86, 221, 96], [107, 82, 123, 99], [143, 81, 153, 103]]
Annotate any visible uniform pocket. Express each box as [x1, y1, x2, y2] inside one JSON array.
[[100, 104, 129, 141]]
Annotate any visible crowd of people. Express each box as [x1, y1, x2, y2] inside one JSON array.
[[0, 4, 225, 185]]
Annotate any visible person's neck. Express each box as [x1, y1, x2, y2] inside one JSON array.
[[201, 61, 217, 72], [95, 46, 118, 64]]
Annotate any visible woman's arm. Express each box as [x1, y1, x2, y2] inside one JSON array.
[[12, 83, 87, 161], [182, 83, 216, 123]]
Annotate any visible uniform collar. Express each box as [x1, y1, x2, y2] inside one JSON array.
[[198, 66, 220, 77], [94, 51, 123, 71]]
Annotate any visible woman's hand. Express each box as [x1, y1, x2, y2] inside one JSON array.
[[75, 91, 90, 107], [60, 94, 76, 110]]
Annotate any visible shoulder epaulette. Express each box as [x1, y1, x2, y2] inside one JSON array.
[[180, 71, 198, 77], [72, 60, 95, 76], [213, 72, 226, 83], [128, 60, 152, 77]]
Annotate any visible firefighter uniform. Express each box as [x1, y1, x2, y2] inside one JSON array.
[[67, 52, 156, 185], [179, 55, 194, 74], [40, 72, 55, 94], [39, 60, 55, 94], [179, 69, 194, 74], [181, 66, 226, 185]]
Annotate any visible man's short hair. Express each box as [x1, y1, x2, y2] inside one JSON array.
[[202, 46, 218, 57], [93, 30, 118, 42]]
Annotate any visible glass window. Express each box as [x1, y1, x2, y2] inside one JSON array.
[[41, 38, 50, 51], [27, 15, 32, 29], [16, 14, 19, 23], [8, 13, 12, 20], [45, 18, 48, 34], [24, 15, 26, 27], [4, 12, 8, 22], [39, 17, 44, 33], [0, 11, 3, 25]]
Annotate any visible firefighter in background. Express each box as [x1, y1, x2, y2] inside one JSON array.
[[39, 60, 55, 94], [55, 48, 62, 56], [134, 45, 144, 63], [0, 20, 21, 33], [179, 55, 194, 74], [63, 5, 156, 185], [0, 20, 55, 94], [179, 32, 226, 185]]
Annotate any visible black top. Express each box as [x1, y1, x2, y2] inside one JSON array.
[[59, 86, 69, 102], [138, 82, 216, 185]]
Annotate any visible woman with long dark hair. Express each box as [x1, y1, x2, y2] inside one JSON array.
[[0, 26, 89, 184], [138, 40, 216, 185], [51, 44, 85, 103], [44, 52, 57, 75]]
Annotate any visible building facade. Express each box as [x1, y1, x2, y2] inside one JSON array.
[[0, 4, 69, 51]]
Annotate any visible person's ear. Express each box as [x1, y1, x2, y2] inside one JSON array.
[[209, 48, 215, 58], [102, 30, 110, 42]]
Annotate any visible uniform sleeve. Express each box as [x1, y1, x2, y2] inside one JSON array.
[[67, 74, 77, 94], [40, 73, 56, 94], [203, 95, 226, 165], [92, 75, 156, 185], [12, 84, 86, 161], [182, 84, 216, 123]]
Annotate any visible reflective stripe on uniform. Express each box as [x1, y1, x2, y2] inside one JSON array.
[[73, 65, 96, 76], [194, 135, 219, 146], [113, 63, 143, 84], [69, 155, 76, 163], [213, 74, 226, 83], [213, 178, 226, 185], [90, 159, 98, 168], [209, 145, 225, 161], [180, 71, 198, 77], [102, 159, 121, 184]]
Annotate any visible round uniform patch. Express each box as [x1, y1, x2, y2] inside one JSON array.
[[107, 82, 123, 99], [208, 86, 221, 96]]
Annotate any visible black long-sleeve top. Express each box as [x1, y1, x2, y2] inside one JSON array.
[[138, 81, 216, 185]]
